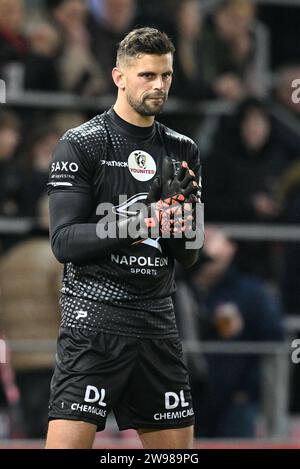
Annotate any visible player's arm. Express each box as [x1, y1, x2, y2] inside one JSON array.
[[48, 140, 152, 264]]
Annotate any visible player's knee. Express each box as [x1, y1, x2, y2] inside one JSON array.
[[138, 425, 194, 449], [45, 420, 96, 449]]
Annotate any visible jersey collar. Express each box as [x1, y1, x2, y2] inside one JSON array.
[[106, 107, 155, 140]]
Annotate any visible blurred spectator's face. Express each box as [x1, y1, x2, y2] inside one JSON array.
[[277, 67, 300, 115], [213, 302, 244, 338], [241, 108, 270, 151], [203, 226, 234, 261], [191, 226, 236, 288], [54, 0, 87, 26], [0, 126, 20, 160], [0, 0, 24, 33], [27, 24, 61, 57], [32, 132, 60, 172], [215, 2, 254, 40], [103, 0, 135, 32], [177, 0, 202, 38]]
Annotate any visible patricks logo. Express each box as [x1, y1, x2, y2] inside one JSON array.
[[128, 150, 156, 181]]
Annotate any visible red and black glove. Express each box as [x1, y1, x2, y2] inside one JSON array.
[[144, 157, 199, 238]]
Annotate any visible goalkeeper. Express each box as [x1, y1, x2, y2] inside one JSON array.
[[46, 27, 204, 449]]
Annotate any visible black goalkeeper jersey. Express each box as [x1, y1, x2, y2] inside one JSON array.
[[48, 108, 201, 337]]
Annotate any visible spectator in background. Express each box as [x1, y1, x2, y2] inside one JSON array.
[[0, 111, 22, 218], [0, 0, 62, 94], [16, 126, 61, 217], [277, 161, 300, 315], [48, 0, 107, 95], [0, 0, 27, 65], [0, 335, 24, 438], [0, 195, 62, 438], [269, 65, 300, 159], [201, 0, 266, 101], [277, 162, 300, 413], [0, 0, 27, 93], [51, 111, 87, 136], [185, 226, 285, 438], [24, 21, 61, 91], [203, 97, 291, 278], [172, 0, 208, 100], [204, 98, 286, 223], [88, 0, 104, 23], [88, 0, 137, 93]]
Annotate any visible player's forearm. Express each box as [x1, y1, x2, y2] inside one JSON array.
[[49, 190, 149, 264], [168, 202, 204, 269], [50, 214, 148, 264], [167, 238, 202, 269], [167, 201, 204, 268]]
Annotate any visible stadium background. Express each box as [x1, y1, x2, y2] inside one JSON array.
[[0, 0, 300, 449]]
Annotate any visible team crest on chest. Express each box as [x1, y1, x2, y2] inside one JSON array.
[[128, 150, 156, 181]]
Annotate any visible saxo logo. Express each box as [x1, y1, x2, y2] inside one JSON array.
[[84, 385, 107, 407], [165, 390, 189, 410]]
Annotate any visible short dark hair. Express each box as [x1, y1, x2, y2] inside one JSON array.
[[116, 27, 175, 66]]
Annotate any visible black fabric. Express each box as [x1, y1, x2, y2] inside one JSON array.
[[59, 293, 177, 338], [47, 109, 201, 335], [48, 327, 195, 431]]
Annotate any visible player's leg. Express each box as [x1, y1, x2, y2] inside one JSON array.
[[45, 419, 96, 449], [47, 327, 138, 449], [114, 336, 195, 448], [137, 426, 194, 449]]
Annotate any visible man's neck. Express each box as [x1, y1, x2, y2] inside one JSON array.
[[113, 100, 154, 128]]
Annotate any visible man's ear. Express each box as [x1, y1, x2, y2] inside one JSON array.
[[112, 67, 126, 90]]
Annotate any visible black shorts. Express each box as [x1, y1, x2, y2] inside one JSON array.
[[48, 327, 195, 431]]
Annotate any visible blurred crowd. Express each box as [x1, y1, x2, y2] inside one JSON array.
[[0, 0, 300, 441]]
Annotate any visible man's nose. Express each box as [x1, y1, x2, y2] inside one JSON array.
[[153, 76, 164, 90]]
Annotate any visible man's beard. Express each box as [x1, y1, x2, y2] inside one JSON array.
[[127, 92, 167, 117]]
